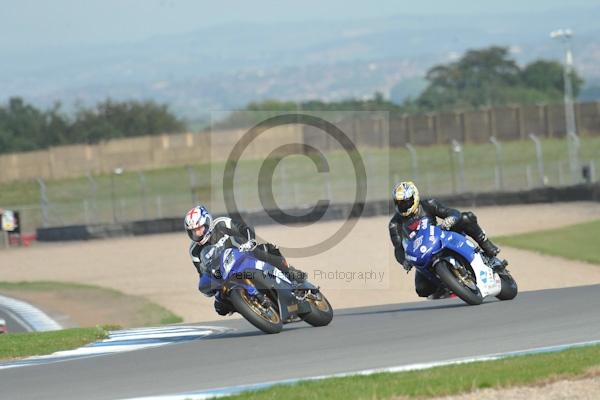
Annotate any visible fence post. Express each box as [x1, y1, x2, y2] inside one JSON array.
[[83, 200, 90, 225], [567, 132, 581, 184], [86, 173, 98, 219], [450, 140, 466, 193], [37, 177, 50, 228], [110, 167, 124, 223], [516, 106, 525, 140], [528, 133, 546, 186], [156, 196, 163, 219], [138, 172, 148, 220], [432, 114, 441, 145], [489, 136, 504, 191], [424, 172, 432, 195], [405, 143, 419, 184], [558, 161, 565, 186], [545, 104, 553, 138], [526, 165, 533, 189], [487, 108, 496, 139], [186, 165, 197, 204], [406, 116, 414, 144], [110, 174, 117, 223]]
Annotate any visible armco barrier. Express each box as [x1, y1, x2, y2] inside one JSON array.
[[36, 183, 600, 242]]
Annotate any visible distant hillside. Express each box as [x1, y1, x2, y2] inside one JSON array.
[[2, 6, 600, 119]]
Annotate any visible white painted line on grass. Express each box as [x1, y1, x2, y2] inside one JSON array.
[[0, 325, 231, 370]]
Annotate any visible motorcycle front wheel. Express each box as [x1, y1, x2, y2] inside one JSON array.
[[229, 288, 283, 334], [302, 292, 333, 327], [435, 260, 483, 305]]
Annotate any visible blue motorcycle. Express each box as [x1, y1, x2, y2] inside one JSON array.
[[404, 217, 518, 305], [200, 244, 333, 334]]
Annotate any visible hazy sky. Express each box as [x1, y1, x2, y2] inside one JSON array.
[[1, 0, 598, 50]]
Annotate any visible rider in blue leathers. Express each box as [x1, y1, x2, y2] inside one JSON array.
[[389, 182, 504, 298], [185, 205, 306, 315]]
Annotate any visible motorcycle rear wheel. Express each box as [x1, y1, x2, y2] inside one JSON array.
[[435, 261, 483, 305], [229, 289, 283, 334]]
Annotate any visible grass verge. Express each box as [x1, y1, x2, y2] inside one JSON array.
[[224, 344, 600, 400], [495, 219, 600, 265], [0, 326, 111, 361], [0, 281, 183, 327]]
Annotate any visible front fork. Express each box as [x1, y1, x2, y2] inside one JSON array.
[[432, 255, 475, 289], [222, 278, 259, 297]]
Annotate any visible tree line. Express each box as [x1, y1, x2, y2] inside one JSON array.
[[1, 46, 584, 153], [215, 46, 583, 129], [0, 99, 186, 154]]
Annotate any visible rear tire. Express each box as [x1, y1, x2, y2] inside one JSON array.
[[435, 261, 483, 305], [496, 271, 518, 301], [302, 293, 333, 327], [229, 289, 283, 334]]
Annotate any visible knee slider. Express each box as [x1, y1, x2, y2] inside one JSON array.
[[415, 284, 432, 298]]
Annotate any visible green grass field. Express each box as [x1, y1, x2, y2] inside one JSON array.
[[1, 136, 599, 232], [495, 220, 600, 265], [223, 344, 600, 400], [0, 326, 111, 361]]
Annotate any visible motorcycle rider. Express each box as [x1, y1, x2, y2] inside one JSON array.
[[388, 181, 506, 299], [185, 205, 306, 316]]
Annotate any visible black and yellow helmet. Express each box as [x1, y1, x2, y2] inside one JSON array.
[[392, 181, 420, 217]]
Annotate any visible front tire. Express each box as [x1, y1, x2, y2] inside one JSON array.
[[302, 292, 333, 327], [496, 271, 518, 301], [435, 261, 483, 305], [229, 289, 283, 334]]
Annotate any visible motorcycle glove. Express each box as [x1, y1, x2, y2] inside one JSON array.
[[238, 239, 257, 252], [440, 216, 458, 230], [402, 260, 413, 272]]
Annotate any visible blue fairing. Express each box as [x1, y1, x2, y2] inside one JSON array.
[[219, 248, 262, 295], [404, 218, 477, 280], [200, 244, 318, 322], [439, 231, 476, 263], [200, 246, 299, 297]]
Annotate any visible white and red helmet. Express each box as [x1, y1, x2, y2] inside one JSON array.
[[184, 205, 213, 244]]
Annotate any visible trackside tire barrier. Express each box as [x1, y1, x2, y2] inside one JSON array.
[[37, 183, 600, 242]]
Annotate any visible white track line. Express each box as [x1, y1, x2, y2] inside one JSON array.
[[0, 325, 232, 370], [124, 339, 600, 400]]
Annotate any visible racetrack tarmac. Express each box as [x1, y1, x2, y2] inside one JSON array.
[[2, 202, 600, 324], [1, 284, 599, 400]]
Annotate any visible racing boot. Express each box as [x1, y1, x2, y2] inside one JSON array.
[[489, 257, 509, 272], [214, 293, 235, 316], [475, 233, 500, 258]]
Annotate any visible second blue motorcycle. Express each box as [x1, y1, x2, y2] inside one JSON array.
[[404, 216, 518, 305]]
